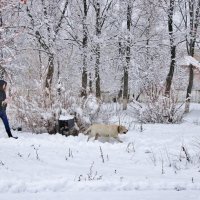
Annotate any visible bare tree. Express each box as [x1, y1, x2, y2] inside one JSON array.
[[25, 0, 69, 105], [81, 0, 89, 98], [0, 7, 5, 79], [180, 0, 200, 113], [0, 1, 20, 79], [165, 0, 176, 96], [91, 0, 113, 98], [122, 0, 132, 110], [117, 0, 132, 109]]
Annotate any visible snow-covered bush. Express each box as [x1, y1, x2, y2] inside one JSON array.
[[10, 80, 79, 134], [11, 92, 59, 134], [130, 84, 184, 123], [81, 94, 123, 126], [10, 83, 102, 134], [82, 94, 101, 124]]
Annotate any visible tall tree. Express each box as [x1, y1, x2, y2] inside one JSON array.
[[0, 7, 5, 79], [25, 0, 69, 105], [123, 0, 132, 110], [94, 0, 101, 98], [81, 0, 89, 98], [165, 0, 176, 96], [91, 0, 113, 98], [182, 0, 200, 113], [0, 1, 19, 79]]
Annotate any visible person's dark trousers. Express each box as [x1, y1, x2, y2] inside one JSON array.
[[0, 110, 13, 137]]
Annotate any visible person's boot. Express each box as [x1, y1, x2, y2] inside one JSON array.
[[7, 130, 18, 139], [9, 136, 18, 139]]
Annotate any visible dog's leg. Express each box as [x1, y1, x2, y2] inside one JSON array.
[[113, 136, 123, 143], [84, 126, 91, 135], [94, 133, 99, 140], [87, 135, 93, 142]]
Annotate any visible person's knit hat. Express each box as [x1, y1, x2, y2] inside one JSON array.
[[0, 80, 7, 87]]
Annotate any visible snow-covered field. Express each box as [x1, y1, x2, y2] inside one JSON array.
[[1, 106, 200, 199]]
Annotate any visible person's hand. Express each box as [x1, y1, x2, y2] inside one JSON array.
[[2, 100, 8, 106], [3, 97, 11, 104]]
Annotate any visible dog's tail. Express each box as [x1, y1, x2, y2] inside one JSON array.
[[83, 126, 91, 135]]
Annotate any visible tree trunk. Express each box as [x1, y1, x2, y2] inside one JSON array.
[[165, 0, 176, 96], [89, 72, 92, 93], [185, 64, 194, 113], [45, 54, 54, 100], [184, 0, 200, 113], [0, 10, 5, 80], [95, 0, 101, 98], [95, 43, 101, 98], [81, 0, 88, 98], [123, 1, 131, 110], [38, 50, 43, 80], [165, 46, 176, 96], [118, 40, 124, 103], [123, 68, 129, 110]]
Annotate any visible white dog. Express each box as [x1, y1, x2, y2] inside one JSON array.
[[85, 124, 128, 143]]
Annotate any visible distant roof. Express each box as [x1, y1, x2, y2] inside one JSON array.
[[179, 56, 200, 71]]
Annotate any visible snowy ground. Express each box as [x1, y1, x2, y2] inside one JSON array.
[[0, 106, 200, 199]]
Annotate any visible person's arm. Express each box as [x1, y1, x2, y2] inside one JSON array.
[[0, 92, 5, 102], [3, 85, 12, 104]]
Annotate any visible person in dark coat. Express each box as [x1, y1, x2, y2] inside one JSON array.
[[0, 80, 18, 139]]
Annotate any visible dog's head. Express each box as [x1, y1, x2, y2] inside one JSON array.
[[118, 125, 128, 134]]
